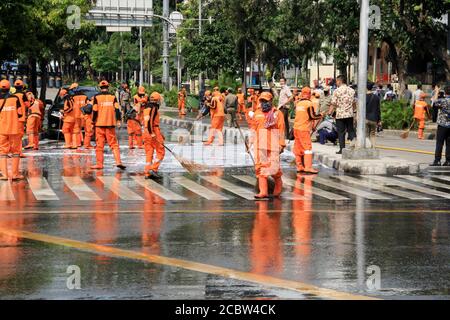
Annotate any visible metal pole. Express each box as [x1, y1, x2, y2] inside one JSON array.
[[120, 32, 124, 82], [372, 44, 377, 83], [177, 38, 181, 90], [162, 0, 170, 90], [198, 0, 202, 93], [139, 27, 144, 85], [356, 0, 369, 149]]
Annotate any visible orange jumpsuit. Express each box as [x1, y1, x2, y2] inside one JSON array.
[[294, 99, 322, 173], [92, 92, 123, 169], [204, 94, 225, 145], [129, 94, 147, 149], [414, 100, 429, 140], [83, 112, 94, 149], [0, 93, 23, 179], [61, 95, 77, 148], [236, 92, 245, 120], [14, 90, 29, 156], [73, 93, 88, 148], [143, 106, 165, 175], [252, 108, 286, 179], [178, 90, 187, 116], [25, 98, 42, 150]]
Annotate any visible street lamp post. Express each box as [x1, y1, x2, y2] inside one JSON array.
[[162, 0, 170, 90]]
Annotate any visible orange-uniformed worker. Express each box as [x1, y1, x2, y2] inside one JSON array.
[[24, 92, 42, 150], [72, 84, 89, 148], [204, 91, 225, 146], [91, 80, 126, 170], [249, 92, 286, 199], [236, 88, 245, 120], [81, 101, 95, 149], [60, 84, 81, 149], [13, 80, 29, 157], [178, 87, 187, 116], [293, 87, 323, 174], [414, 93, 430, 140], [143, 92, 165, 180], [0, 80, 24, 180], [129, 86, 147, 149]]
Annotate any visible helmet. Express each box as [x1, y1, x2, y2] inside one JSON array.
[[99, 80, 109, 88], [301, 87, 312, 99], [0, 79, 11, 90], [138, 86, 146, 95], [204, 90, 212, 97], [150, 92, 162, 104], [69, 83, 79, 90], [14, 79, 24, 87], [258, 92, 273, 102]]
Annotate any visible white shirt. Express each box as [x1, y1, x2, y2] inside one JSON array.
[[278, 85, 292, 109]]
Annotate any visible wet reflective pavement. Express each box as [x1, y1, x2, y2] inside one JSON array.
[[0, 122, 449, 300]]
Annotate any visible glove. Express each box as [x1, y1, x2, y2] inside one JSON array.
[[248, 111, 255, 119]]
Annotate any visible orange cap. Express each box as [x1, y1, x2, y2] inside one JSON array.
[[0, 79, 11, 90], [259, 92, 273, 102], [138, 86, 146, 95], [14, 79, 24, 87], [150, 92, 162, 103], [419, 93, 427, 99], [99, 80, 109, 87], [301, 87, 312, 99], [69, 83, 79, 90]]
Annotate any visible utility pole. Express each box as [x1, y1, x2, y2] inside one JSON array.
[[139, 27, 144, 85], [162, 0, 170, 90], [356, 0, 369, 150], [198, 0, 202, 93], [120, 32, 124, 83]]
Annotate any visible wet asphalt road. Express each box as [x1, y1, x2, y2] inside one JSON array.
[[0, 120, 449, 300]]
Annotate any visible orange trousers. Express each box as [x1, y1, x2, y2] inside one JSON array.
[[255, 148, 282, 178], [127, 119, 143, 148], [416, 118, 425, 139], [205, 116, 224, 145], [143, 129, 165, 173], [0, 134, 22, 155], [178, 100, 186, 115], [95, 127, 119, 152], [84, 117, 94, 148], [294, 130, 312, 169], [25, 116, 41, 150]]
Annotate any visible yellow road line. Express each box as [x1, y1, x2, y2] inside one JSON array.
[[0, 227, 377, 300], [377, 145, 443, 156]]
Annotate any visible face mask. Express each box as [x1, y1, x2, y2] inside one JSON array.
[[261, 101, 272, 112]]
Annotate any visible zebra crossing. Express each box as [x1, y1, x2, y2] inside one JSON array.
[[1, 173, 450, 202]]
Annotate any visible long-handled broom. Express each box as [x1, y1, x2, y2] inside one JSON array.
[[401, 119, 416, 139]]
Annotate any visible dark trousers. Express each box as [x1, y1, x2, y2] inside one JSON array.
[[435, 126, 450, 162], [318, 130, 338, 145], [336, 117, 356, 151], [280, 107, 290, 139]]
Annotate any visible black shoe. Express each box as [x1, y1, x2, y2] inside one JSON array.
[[443, 162, 450, 167], [430, 161, 441, 167], [146, 170, 162, 180], [116, 164, 127, 170], [336, 150, 343, 155]]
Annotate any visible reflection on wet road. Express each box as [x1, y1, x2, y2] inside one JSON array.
[[0, 124, 449, 300]]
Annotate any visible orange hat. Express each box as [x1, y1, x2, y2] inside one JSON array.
[[99, 80, 109, 88], [26, 91, 35, 100], [69, 83, 79, 90], [259, 92, 273, 102], [138, 86, 146, 95], [0, 79, 11, 90], [301, 87, 312, 99], [204, 90, 212, 97], [14, 79, 24, 87], [150, 92, 162, 103], [419, 93, 427, 99]]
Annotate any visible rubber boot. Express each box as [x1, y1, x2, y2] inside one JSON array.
[[90, 151, 104, 170], [113, 149, 126, 170], [418, 128, 424, 140], [129, 136, 135, 149], [34, 134, 39, 150], [24, 134, 35, 149], [71, 133, 79, 149], [303, 153, 319, 174], [0, 157, 8, 180], [84, 135, 93, 149], [11, 156, 24, 181], [296, 155, 305, 174], [255, 176, 269, 200], [273, 176, 283, 198], [63, 133, 72, 149], [204, 130, 214, 146]]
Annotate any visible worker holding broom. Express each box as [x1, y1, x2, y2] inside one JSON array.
[[249, 91, 286, 200], [143, 92, 165, 180], [23, 91, 42, 150], [414, 93, 430, 140], [178, 86, 187, 117], [236, 88, 245, 120], [204, 91, 225, 146], [129, 86, 147, 149]]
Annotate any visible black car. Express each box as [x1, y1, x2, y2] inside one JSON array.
[[46, 86, 99, 139]]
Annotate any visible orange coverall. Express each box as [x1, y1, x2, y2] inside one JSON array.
[[91, 92, 124, 170], [414, 100, 429, 140], [252, 107, 286, 197], [178, 89, 187, 116], [73, 93, 88, 148], [294, 98, 322, 174], [25, 97, 42, 150], [236, 91, 245, 120], [61, 95, 77, 148], [0, 93, 23, 180], [14, 90, 29, 157], [129, 94, 147, 149], [143, 105, 165, 175], [204, 94, 225, 146]]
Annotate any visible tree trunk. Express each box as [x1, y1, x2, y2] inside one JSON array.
[[29, 56, 38, 96], [39, 59, 48, 101]]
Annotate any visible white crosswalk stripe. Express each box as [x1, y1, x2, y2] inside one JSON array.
[[171, 176, 229, 200], [397, 175, 450, 192], [365, 175, 450, 199], [233, 175, 306, 200], [333, 176, 431, 200], [133, 176, 187, 201], [62, 176, 101, 201], [282, 177, 349, 201], [97, 176, 144, 201], [0, 180, 15, 201], [28, 177, 59, 201], [201, 176, 255, 200]]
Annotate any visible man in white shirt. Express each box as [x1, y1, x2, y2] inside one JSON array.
[[278, 77, 293, 139]]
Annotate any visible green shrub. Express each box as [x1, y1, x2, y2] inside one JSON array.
[[164, 88, 178, 108], [381, 100, 414, 130]]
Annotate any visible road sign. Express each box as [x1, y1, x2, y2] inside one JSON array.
[[106, 26, 132, 32], [87, 0, 153, 27]]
